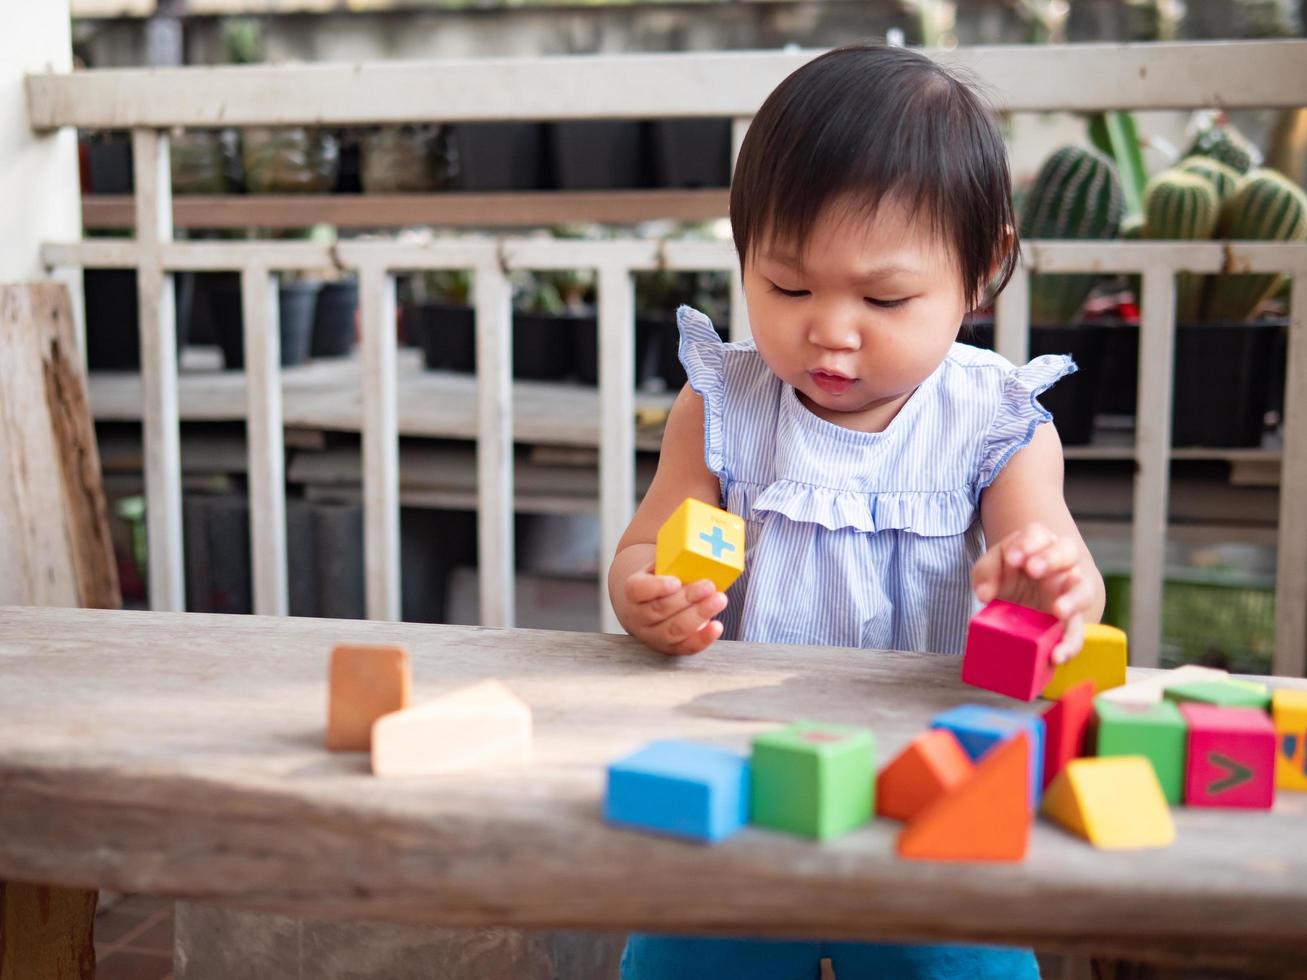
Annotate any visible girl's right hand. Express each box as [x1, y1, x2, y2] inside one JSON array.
[[622, 564, 728, 656]]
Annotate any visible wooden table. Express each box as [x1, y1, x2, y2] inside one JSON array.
[[3, 607, 1306, 975]]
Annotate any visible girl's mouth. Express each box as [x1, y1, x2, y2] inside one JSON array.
[[811, 370, 855, 395]]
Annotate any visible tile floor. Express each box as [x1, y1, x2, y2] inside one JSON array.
[[94, 892, 174, 980]]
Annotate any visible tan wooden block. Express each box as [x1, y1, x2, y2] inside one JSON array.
[[326, 644, 411, 751], [372, 680, 532, 777]]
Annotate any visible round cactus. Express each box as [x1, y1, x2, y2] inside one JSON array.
[[1020, 145, 1124, 324], [1204, 168, 1307, 322], [1142, 170, 1220, 323], [1185, 119, 1258, 176], [1177, 156, 1241, 206]]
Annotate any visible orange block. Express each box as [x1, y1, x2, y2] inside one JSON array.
[[876, 730, 973, 821], [897, 733, 1032, 862], [326, 644, 411, 751], [1042, 680, 1095, 790]]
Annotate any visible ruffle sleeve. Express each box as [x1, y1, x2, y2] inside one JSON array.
[[677, 305, 729, 479], [975, 354, 1078, 494]]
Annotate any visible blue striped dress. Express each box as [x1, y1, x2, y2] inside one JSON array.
[[621, 307, 1076, 980], [679, 304, 1075, 656]]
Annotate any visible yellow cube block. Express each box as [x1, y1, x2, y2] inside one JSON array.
[[1042, 623, 1128, 699], [1042, 756, 1174, 850], [655, 498, 745, 593], [1272, 688, 1307, 792]]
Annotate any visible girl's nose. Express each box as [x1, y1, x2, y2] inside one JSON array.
[[806, 308, 862, 352]]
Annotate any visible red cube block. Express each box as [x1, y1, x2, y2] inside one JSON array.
[[961, 600, 1063, 701], [1041, 679, 1095, 790], [1180, 703, 1275, 809]]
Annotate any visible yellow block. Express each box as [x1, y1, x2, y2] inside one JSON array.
[[655, 497, 745, 593], [1273, 688, 1307, 792], [1042, 757, 1174, 850], [1042, 623, 1128, 699]]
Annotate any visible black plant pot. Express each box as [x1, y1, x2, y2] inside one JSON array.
[[551, 121, 648, 191], [415, 304, 579, 381], [454, 123, 548, 191], [1094, 321, 1281, 447], [417, 302, 476, 371], [963, 321, 1109, 447], [83, 269, 190, 371], [573, 317, 661, 387], [213, 279, 321, 370], [311, 279, 359, 357], [85, 134, 134, 193], [650, 119, 731, 189]]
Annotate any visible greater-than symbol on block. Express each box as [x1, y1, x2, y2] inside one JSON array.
[[371, 680, 532, 778], [655, 497, 746, 593]]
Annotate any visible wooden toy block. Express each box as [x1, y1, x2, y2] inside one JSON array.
[[1165, 678, 1272, 712], [751, 722, 875, 839], [1042, 680, 1094, 790], [876, 730, 972, 821], [1042, 757, 1175, 850], [371, 680, 532, 777], [326, 644, 411, 751], [961, 600, 1063, 701], [1041, 623, 1127, 699], [931, 705, 1045, 808], [655, 497, 746, 593], [1272, 688, 1307, 792], [1097, 664, 1229, 707], [1094, 698, 1188, 805], [897, 733, 1031, 862], [605, 740, 750, 843], [1180, 703, 1275, 809]]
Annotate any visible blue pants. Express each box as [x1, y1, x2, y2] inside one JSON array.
[[620, 934, 1039, 979]]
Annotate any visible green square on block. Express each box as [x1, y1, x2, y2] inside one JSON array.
[[1163, 678, 1271, 711], [750, 722, 875, 839], [1095, 698, 1187, 804]]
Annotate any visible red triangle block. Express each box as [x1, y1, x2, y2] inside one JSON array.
[[1042, 680, 1095, 790], [897, 733, 1032, 862], [877, 729, 973, 821]]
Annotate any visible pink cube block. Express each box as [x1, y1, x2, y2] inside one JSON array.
[[961, 600, 1063, 701], [1180, 703, 1275, 809]]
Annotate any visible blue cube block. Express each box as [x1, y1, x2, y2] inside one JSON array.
[[605, 740, 750, 843], [930, 705, 1046, 809]]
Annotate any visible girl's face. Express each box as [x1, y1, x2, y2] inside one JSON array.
[[743, 195, 970, 432]]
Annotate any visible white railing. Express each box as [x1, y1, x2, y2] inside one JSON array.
[[26, 41, 1307, 675]]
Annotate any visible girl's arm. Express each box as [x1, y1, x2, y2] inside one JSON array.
[[972, 420, 1106, 663], [608, 384, 732, 655]]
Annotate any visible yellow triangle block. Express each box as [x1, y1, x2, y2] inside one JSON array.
[[1042, 757, 1175, 850], [1042, 623, 1127, 699]]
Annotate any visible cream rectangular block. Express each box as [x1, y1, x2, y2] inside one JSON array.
[[1098, 664, 1229, 707], [372, 680, 532, 777]]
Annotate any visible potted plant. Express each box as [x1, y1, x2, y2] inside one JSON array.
[[360, 125, 456, 193], [413, 269, 476, 372], [452, 123, 548, 191]]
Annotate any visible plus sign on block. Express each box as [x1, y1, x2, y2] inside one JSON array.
[[655, 497, 746, 593], [1179, 703, 1275, 809]]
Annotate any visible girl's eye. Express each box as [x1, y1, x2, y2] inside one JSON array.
[[866, 297, 910, 310], [768, 282, 809, 298]]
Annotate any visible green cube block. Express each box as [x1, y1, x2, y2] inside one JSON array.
[[1095, 698, 1188, 804], [1164, 678, 1271, 711], [750, 722, 874, 839]]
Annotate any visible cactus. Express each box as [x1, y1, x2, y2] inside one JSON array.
[[1142, 169, 1220, 322], [1020, 145, 1124, 324], [1177, 156, 1241, 206], [1203, 168, 1307, 322], [1185, 117, 1257, 175]]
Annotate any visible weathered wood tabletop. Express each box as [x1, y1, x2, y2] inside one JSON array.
[[3, 606, 1306, 973]]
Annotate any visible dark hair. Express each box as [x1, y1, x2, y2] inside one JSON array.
[[730, 43, 1018, 309]]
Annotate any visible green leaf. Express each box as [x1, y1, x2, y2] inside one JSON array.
[[1089, 111, 1148, 221]]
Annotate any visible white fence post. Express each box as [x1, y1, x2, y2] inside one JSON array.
[[474, 255, 515, 628], [1274, 269, 1307, 677], [359, 262, 401, 622], [598, 263, 636, 634]]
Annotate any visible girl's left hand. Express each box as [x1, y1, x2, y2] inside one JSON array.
[[971, 521, 1096, 664]]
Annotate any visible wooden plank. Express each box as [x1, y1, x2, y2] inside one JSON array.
[[359, 264, 401, 622], [133, 128, 186, 612], [83, 190, 730, 231], [598, 264, 635, 634], [26, 42, 1307, 131], [992, 261, 1029, 365], [1274, 271, 1307, 677], [1, 607, 1306, 973], [1129, 270, 1177, 670], [241, 266, 289, 617], [473, 258, 515, 629]]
